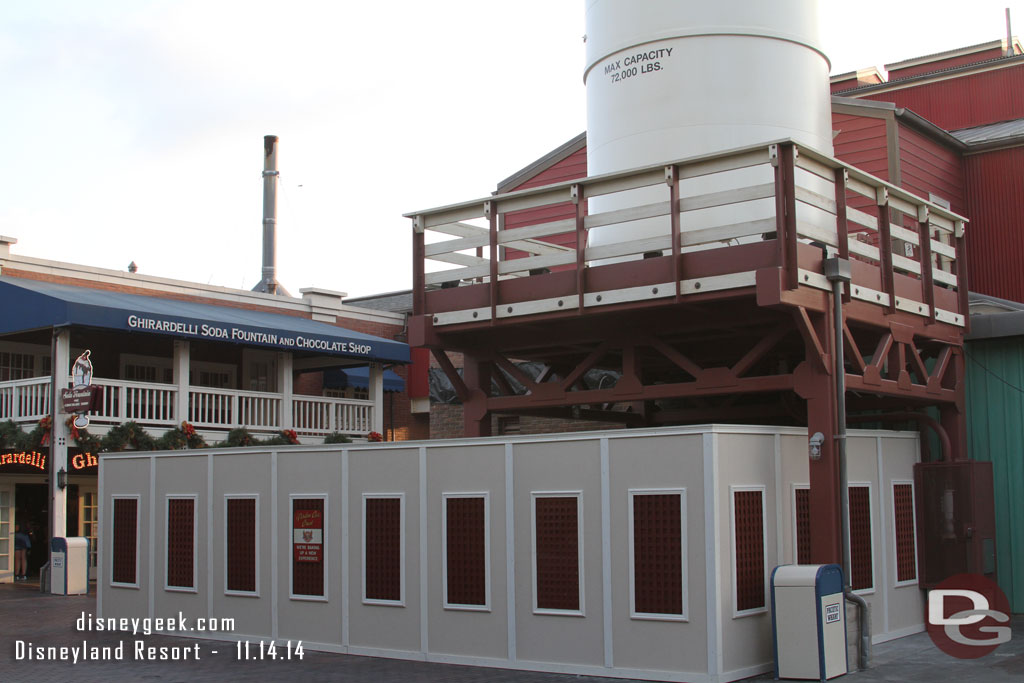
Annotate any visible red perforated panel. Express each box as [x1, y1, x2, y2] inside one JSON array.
[[226, 498, 256, 592], [445, 497, 486, 606], [535, 497, 579, 611], [292, 498, 325, 596], [849, 486, 874, 591], [633, 493, 682, 615], [893, 484, 916, 582], [166, 498, 194, 588], [795, 488, 811, 564], [365, 497, 402, 601], [734, 490, 765, 612], [112, 498, 137, 584]]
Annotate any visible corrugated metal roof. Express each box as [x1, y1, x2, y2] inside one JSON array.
[[952, 118, 1024, 145]]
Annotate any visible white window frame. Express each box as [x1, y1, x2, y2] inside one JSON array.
[[109, 494, 141, 589], [730, 485, 768, 618], [224, 494, 260, 598], [190, 360, 237, 389], [0, 341, 50, 380], [891, 480, 919, 588], [531, 491, 585, 617], [120, 353, 173, 384], [289, 493, 329, 602], [362, 493, 405, 607], [628, 488, 687, 621], [791, 483, 810, 565], [847, 482, 876, 595], [242, 349, 277, 392], [441, 491, 491, 612], [164, 494, 198, 593]]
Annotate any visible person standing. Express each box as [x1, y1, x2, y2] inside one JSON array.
[[14, 522, 31, 581]]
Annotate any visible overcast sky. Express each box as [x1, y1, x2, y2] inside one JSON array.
[[1, 1, 1019, 298]]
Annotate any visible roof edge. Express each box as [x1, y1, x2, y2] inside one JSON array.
[[496, 132, 587, 193]]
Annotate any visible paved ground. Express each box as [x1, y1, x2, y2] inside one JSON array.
[[1, 580, 1021, 682]]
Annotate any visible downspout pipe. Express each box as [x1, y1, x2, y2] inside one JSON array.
[[847, 412, 951, 463], [825, 257, 871, 671]]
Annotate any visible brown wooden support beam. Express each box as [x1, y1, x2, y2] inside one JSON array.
[[646, 336, 703, 379], [560, 341, 610, 391], [572, 184, 586, 314], [431, 349, 469, 403], [793, 304, 841, 565], [928, 346, 953, 394], [773, 143, 799, 289], [413, 217, 426, 316], [834, 168, 851, 261], [463, 354, 492, 437], [917, 207, 936, 323], [492, 366, 516, 397], [668, 165, 683, 300], [730, 323, 789, 377], [486, 200, 498, 324], [955, 224, 970, 334], [491, 354, 538, 394], [793, 307, 829, 372], [876, 188, 896, 314], [842, 322, 867, 374]]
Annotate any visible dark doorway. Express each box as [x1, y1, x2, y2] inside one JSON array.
[[16, 483, 47, 577]]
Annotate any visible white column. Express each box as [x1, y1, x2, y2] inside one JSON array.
[[368, 363, 384, 435], [173, 340, 190, 425], [278, 352, 293, 430], [50, 328, 71, 551]]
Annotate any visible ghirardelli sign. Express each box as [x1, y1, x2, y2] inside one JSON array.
[[63, 350, 100, 428], [61, 385, 102, 414]]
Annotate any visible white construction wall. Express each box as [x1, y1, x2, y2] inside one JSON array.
[[99, 425, 923, 683]]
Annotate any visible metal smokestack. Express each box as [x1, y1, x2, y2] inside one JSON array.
[[254, 134, 289, 295]]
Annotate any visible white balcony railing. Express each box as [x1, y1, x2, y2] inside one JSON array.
[[0, 376, 51, 421], [0, 376, 376, 440], [293, 396, 373, 435]]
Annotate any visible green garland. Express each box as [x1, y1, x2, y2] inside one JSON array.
[[0, 420, 307, 452]]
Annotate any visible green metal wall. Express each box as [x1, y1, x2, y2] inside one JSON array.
[[966, 338, 1024, 613]]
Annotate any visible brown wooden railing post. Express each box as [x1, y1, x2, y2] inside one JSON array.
[[572, 183, 586, 314], [876, 187, 896, 314], [486, 200, 498, 324], [917, 206, 936, 324], [773, 143, 799, 289], [412, 216, 425, 316], [955, 220, 969, 334], [667, 165, 682, 300], [834, 168, 851, 303]]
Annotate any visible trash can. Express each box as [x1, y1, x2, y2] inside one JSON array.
[[50, 537, 90, 595], [771, 564, 846, 681]]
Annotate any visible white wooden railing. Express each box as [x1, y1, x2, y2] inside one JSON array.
[[0, 376, 51, 421], [90, 379, 177, 426], [293, 396, 373, 435], [410, 140, 969, 329], [0, 376, 376, 439], [189, 387, 281, 430]]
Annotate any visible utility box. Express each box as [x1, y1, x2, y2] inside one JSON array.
[[771, 564, 846, 681], [50, 537, 90, 595]]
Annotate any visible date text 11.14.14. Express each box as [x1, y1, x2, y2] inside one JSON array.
[[236, 640, 304, 660]]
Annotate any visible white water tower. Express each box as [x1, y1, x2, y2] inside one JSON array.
[[584, 0, 834, 257]]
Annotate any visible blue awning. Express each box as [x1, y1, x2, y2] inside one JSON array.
[[323, 366, 404, 392], [0, 277, 409, 364]]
